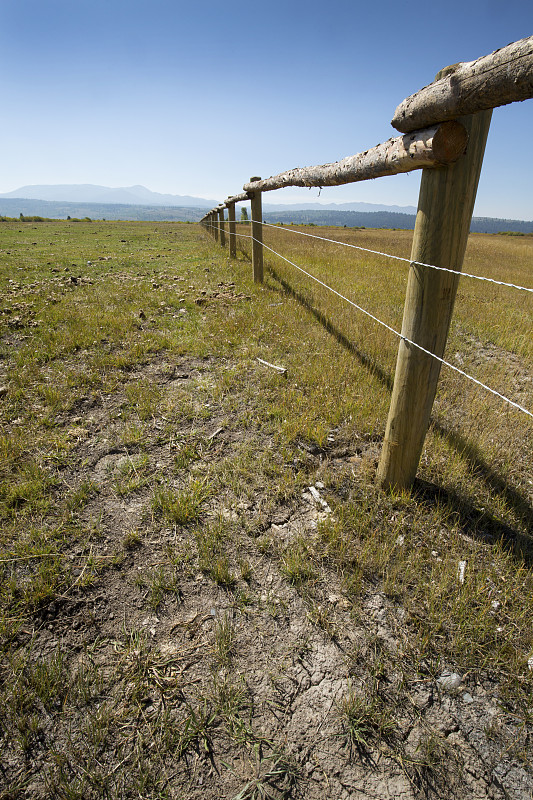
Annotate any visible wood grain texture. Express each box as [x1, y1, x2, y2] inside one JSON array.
[[218, 208, 226, 248], [377, 109, 492, 491], [392, 37, 533, 133], [227, 202, 236, 258], [241, 122, 467, 195], [225, 192, 249, 205], [249, 181, 263, 284]]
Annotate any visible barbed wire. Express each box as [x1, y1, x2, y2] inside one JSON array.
[[203, 220, 533, 419]]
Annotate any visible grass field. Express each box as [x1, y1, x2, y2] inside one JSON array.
[[0, 219, 531, 799]]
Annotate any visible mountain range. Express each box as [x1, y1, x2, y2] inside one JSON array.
[[0, 184, 217, 208], [0, 185, 531, 234], [0, 184, 417, 215]]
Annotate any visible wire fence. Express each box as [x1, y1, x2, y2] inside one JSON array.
[[205, 218, 533, 419], [200, 37, 533, 489]]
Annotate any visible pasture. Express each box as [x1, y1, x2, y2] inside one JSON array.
[[0, 220, 531, 799]]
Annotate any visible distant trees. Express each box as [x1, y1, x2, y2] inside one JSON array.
[[240, 207, 249, 223]]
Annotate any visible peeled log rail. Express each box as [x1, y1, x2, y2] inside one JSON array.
[[392, 36, 533, 133], [242, 122, 467, 194], [224, 191, 249, 206]]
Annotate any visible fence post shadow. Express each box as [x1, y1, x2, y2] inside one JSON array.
[[268, 265, 394, 392], [268, 264, 533, 555]]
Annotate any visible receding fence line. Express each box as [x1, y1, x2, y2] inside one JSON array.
[[256, 220, 533, 294], [206, 217, 533, 293], [217, 222, 533, 419], [200, 37, 533, 491]]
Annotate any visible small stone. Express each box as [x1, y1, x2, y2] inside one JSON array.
[[0, 386, 8, 397], [437, 671, 462, 691], [462, 692, 474, 703]]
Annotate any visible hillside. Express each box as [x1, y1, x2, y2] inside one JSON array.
[[2, 195, 532, 233], [0, 184, 215, 207], [0, 197, 207, 222], [263, 209, 533, 234]]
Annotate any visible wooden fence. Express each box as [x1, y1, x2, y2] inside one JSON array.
[[200, 37, 533, 491]]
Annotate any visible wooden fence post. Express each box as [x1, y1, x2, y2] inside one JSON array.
[[377, 78, 492, 491], [213, 210, 219, 242], [227, 201, 236, 258], [249, 177, 263, 283], [218, 207, 226, 248]]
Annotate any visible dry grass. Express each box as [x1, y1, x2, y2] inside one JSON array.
[[0, 219, 531, 799]]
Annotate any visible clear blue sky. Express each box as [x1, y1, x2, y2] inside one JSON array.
[[1, 0, 532, 218]]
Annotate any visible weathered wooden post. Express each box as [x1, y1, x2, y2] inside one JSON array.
[[213, 210, 219, 242], [227, 201, 236, 258], [249, 177, 263, 283], [377, 66, 492, 491], [218, 206, 226, 248]]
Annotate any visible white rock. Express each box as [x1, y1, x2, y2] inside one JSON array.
[[437, 671, 462, 691]]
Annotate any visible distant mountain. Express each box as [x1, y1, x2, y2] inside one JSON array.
[[0, 197, 206, 222], [1, 195, 531, 234], [263, 201, 417, 214], [0, 184, 216, 208], [0, 185, 417, 215]]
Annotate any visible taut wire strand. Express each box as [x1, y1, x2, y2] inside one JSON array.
[[206, 220, 532, 419], [255, 220, 533, 294]]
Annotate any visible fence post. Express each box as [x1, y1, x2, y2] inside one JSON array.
[[218, 207, 226, 248], [213, 210, 219, 242], [249, 177, 263, 283], [227, 201, 236, 258], [377, 80, 492, 491]]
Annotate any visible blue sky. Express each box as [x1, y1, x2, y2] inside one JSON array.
[[1, 0, 532, 218]]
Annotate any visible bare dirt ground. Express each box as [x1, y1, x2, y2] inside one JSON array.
[[1, 223, 532, 799], [3, 354, 529, 800]]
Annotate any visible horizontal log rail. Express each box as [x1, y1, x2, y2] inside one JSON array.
[[242, 122, 467, 194], [392, 36, 533, 133], [198, 37, 532, 491]]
